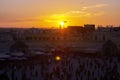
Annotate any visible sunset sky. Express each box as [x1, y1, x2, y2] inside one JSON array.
[[0, 0, 120, 28]]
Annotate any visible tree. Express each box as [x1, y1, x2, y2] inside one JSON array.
[[102, 40, 118, 56], [10, 40, 29, 54]]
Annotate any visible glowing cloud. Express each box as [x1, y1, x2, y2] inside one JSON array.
[[82, 4, 109, 10]]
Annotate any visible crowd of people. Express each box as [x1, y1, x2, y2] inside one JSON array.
[[43, 56, 120, 80], [0, 55, 120, 80]]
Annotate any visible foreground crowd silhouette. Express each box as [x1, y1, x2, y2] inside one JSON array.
[[0, 54, 120, 80]]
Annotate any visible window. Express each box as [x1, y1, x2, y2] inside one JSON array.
[[95, 36, 97, 40], [103, 35, 105, 40]]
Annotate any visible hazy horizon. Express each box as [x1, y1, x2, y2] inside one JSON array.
[[0, 0, 120, 28]]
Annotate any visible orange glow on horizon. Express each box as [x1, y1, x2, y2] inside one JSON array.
[[59, 21, 64, 29], [0, 0, 120, 28]]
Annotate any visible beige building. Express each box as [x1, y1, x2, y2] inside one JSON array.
[[0, 26, 120, 53], [21, 26, 120, 52]]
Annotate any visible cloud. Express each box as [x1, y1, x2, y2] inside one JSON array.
[[43, 3, 109, 23], [0, 3, 109, 23], [81, 4, 109, 10], [44, 14, 67, 23], [0, 18, 41, 23], [94, 11, 106, 16], [63, 3, 108, 18], [65, 11, 106, 18]]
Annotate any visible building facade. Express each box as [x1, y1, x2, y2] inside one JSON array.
[[0, 25, 120, 53]]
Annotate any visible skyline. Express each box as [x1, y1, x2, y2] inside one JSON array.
[[0, 0, 120, 28]]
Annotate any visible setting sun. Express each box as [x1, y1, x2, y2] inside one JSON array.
[[59, 21, 67, 29], [60, 21, 64, 28], [0, 0, 120, 28]]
